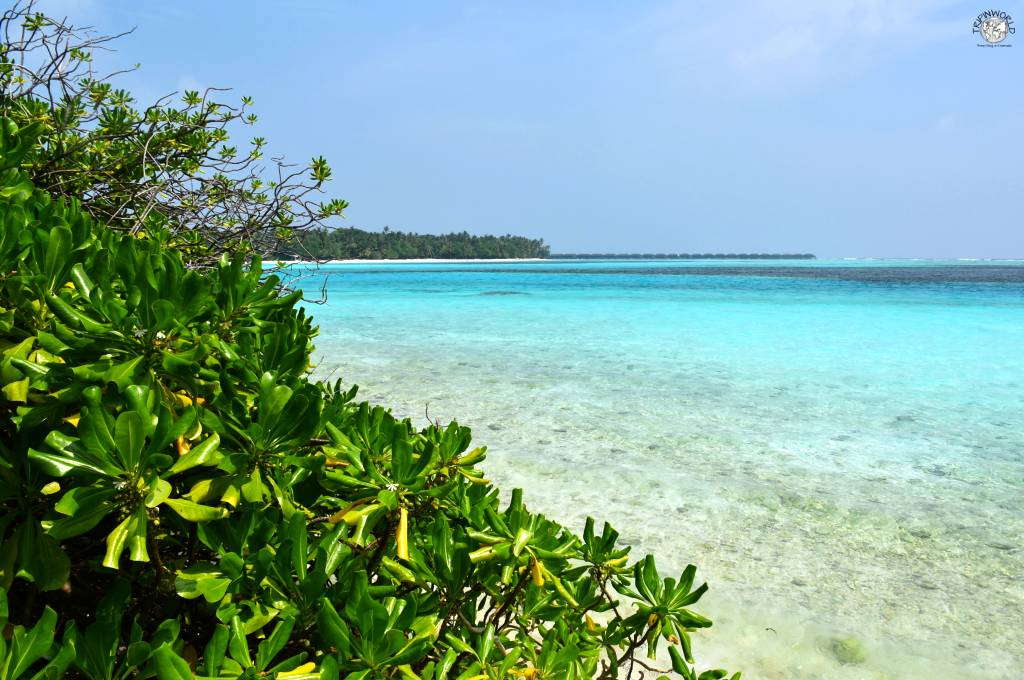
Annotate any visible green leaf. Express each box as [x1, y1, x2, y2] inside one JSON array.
[[165, 498, 230, 522], [78, 400, 117, 461], [175, 564, 231, 603], [102, 515, 133, 569], [145, 478, 172, 508], [7, 606, 58, 678], [103, 356, 144, 392], [288, 513, 308, 579], [325, 421, 363, 471], [512, 527, 532, 557], [255, 617, 294, 670], [69, 262, 94, 299], [634, 555, 656, 602], [391, 426, 412, 481], [316, 600, 352, 656], [318, 655, 339, 680], [9, 358, 51, 383], [343, 670, 372, 680], [26, 635, 75, 680], [49, 499, 114, 541], [16, 526, 70, 591], [114, 410, 146, 470], [28, 447, 111, 478], [435, 648, 458, 679], [675, 564, 697, 599], [496, 647, 522, 676], [153, 643, 194, 680], [167, 433, 221, 475], [202, 625, 230, 676], [670, 646, 689, 675], [376, 489, 398, 511], [431, 515, 454, 577], [44, 226, 71, 291], [127, 507, 149, 562], [476, 623, 495, 662], [228, 615, 252, 668], [674, 583, 708, 609], [150, 299, 176, 331], [45, 294, 109, 333], [443, 633, 473, 656], [262, 381, 293, 420], [697, 671, 729, 680], [125, 640, 153, 668]]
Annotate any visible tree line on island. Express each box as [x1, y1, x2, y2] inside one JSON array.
[[278, 226, 813, 261], [277, 227, 552, 260]]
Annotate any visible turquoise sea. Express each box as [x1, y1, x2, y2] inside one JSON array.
[[296, 259, 1024, 680]]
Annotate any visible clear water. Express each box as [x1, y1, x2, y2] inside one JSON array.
[[295, 259, 1024, 680]]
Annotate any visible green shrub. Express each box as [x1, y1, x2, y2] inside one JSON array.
[[0, 117, 732, 680]]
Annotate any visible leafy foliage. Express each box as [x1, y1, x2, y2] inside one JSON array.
[[279, 227, 550, 261], [0, 118, 733, 679], [0, 1, 348, 269]]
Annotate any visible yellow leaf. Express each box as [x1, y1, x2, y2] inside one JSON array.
[[531, 557, 545, 587], [2, 378, 29, 403], [396, 507, 409, 561], [277, 662, 316, 678]]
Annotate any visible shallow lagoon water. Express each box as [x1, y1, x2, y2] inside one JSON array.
[[298, 260, 1024, 679]]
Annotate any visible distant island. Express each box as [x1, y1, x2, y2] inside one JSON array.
[[277, 226, 550, 260], [551, 252, 816, 259], [277, 227, 815, 261]]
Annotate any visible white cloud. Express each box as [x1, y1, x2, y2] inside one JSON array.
[[732, 25, 821, 71], [635, 0, 964, 90]]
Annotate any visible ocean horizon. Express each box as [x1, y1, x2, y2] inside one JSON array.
[[299, 258, 1024, 679]]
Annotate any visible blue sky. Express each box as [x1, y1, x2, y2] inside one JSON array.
[[43, 1, 1023, 257]]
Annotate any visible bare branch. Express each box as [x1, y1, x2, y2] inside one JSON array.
[[0, 0, 348, 270]]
